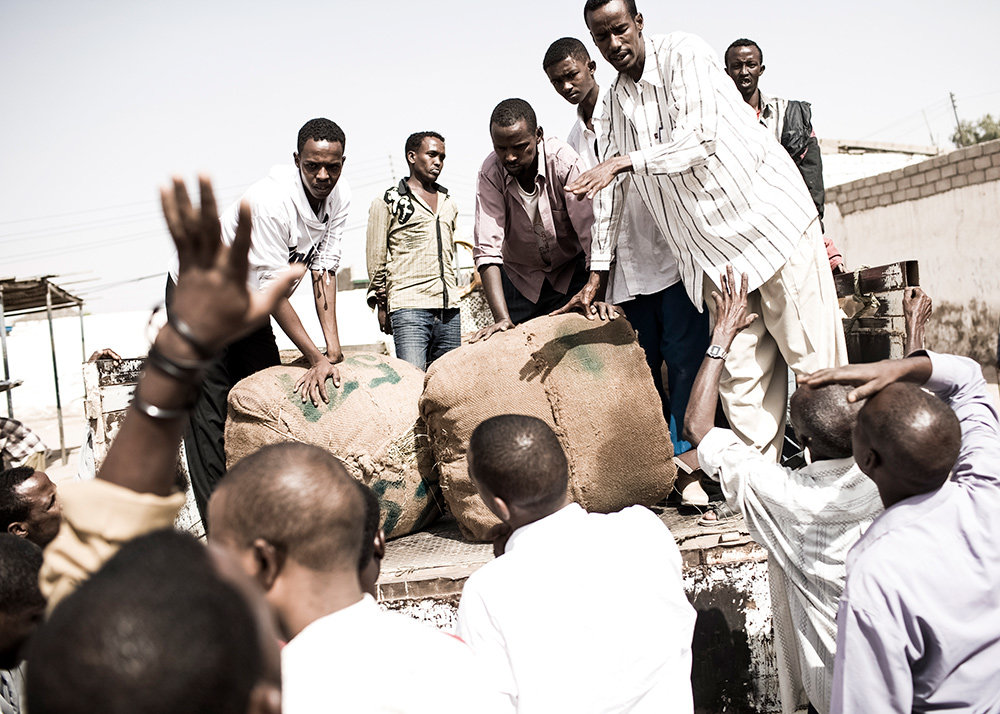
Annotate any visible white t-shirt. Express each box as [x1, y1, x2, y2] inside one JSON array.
[[566, 92, 680, 303], [169, 165, 351, 290], [457, 503, 696, 713], [282, 594, 500, 714]]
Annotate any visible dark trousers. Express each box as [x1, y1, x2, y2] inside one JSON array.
[[165, 279, 280, 526], [620, 282, 710, 456], [500, 255, 589, 325]]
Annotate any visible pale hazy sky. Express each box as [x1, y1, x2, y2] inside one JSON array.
[[2, 0, 997, 313]]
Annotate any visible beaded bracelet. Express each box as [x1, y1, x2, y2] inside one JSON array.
[[145, 344, 209, 384], [166, 312, 216, 359]]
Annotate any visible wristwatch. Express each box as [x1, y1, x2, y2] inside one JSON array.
[[706, 345, 728, 360]]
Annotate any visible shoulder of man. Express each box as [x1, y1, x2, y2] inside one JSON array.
[[543, 136, 585, 180], [477, 151, 506, 192]]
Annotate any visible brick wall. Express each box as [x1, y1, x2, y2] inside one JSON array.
[[827, 139, 1000, 216]]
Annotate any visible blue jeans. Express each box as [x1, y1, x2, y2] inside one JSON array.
[[621, 282, 711, 456], [390, 308, 461, 371]]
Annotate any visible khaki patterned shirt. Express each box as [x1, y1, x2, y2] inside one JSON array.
[[366, 179, 460, 311]]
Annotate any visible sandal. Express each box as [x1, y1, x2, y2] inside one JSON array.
[[697, 501, 740, 527]]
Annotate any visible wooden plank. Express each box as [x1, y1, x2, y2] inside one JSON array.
[[97, 358, 144, 387], [834, 261, 919, 298]]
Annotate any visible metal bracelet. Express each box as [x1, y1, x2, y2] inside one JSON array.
[[165, 311, 216, 359], [131, 391, 189, 421], [145, 344, 209, 383]]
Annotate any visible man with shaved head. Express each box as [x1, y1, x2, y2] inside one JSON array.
[[683, 266, 883, 714], [457, 414, 695, 711], [208, 442, 495, 713], [801, 349, 1000, 712]]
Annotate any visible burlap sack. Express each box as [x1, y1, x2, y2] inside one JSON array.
[[226, 354, 442, 539], [420, 313, 676, 541]]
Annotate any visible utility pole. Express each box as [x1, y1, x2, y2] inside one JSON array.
[[949, 92, 967, 146]]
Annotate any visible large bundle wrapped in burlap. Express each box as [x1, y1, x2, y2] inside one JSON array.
[[226, 354, 442, 538], [420, 314, 676, 541]]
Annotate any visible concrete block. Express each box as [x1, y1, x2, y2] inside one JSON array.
[[905, 187, 920, 200], [925, 168, 942, 182], [898, 177, 912, 189], [892, 190, 907, 203], [934, 178, 952, 193], [973, 156, 991, 170], [863, 176, 878, 188], [919, 183, 936, 198], [967, 144, 985, 158], [992, 152, 1000, 167], [983, 140, 1000, 155], [879, 194, 893, 206], [932, 154, 949, 168], [958, 158, 975, 173], [986, 166, 1000, 182], [903, 163, 921, 176], [912, 173, 927, 187], [871, 183, 885, 196], [941, 164, 957, 178], [889, 169, 906, 181], [952, 174, 969, 188], [949, 150, 967, 163], [845, 189, 860, 203], [968, 170, 986, 184]]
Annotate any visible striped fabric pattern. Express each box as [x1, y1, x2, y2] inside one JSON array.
[[591, 32, 819, 309]]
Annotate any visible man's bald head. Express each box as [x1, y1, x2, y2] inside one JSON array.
[[468, 415, 568, 512], [211, 443, 365, 572], [855, 383, 961, 503], [790, 384, 863, 459]]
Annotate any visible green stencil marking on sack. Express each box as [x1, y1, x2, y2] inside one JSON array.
[[343, 355, 402, 390], [278, 374, 359, 422], [371, 477, 406, 536], [552, 324, 605, 376]]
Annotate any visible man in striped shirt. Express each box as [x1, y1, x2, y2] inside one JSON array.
[[566, 0, 847, 459]]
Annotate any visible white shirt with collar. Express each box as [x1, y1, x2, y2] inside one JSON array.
[[566, 88, 680, 304], [697, 427, 882, 714], [456, 502, 695, 713], [591, 32, 816, 309], [282, 593, 498, 714]]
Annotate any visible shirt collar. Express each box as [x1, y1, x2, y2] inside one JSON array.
[[757, 90, 777, 121], [638, 37, 663, 87], [397, 177, 449, 198], [504, 502, 584, 554]]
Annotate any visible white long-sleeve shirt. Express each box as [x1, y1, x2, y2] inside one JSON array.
[[567, 89, 680, 304], [698, 429, 882, 713], [591, 32, 818, 309]]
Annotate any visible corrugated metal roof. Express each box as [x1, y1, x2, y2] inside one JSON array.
[[0, 276, 83, 315]]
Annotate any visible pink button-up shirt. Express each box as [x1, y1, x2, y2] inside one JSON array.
[[473, 136, 594, 303]]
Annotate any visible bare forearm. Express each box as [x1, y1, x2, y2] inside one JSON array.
[[479, 265, 511, 323], [273, 296, 325, 365], [904, 321, 925, 355], [684, 347, 727, 447], [312, 271, 342, 359]]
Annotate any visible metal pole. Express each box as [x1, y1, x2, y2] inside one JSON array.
[[45, 282, 67, 465], [0, 287, 11, 418], [78, 301, 87, 363], [950, 92, 966, 146]]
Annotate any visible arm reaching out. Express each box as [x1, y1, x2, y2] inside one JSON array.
[[683, 265, 758, 447], [99, 176, 305, 497], [903, 287, 933, 354], [798, 357, 933, 403]]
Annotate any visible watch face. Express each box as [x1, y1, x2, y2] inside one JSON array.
[[708, 345, 726, 359]]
